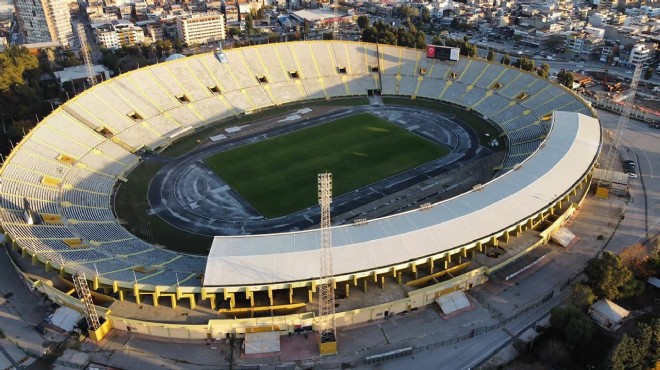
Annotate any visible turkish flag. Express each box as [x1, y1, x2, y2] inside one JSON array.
[[426, 46, 435, 58]]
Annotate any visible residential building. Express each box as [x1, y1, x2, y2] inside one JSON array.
[[14, 0, 74, 47], [96, 26, 120, 48], [176, 13, 225, 45], [95, 20, 145, 48], [629, 43, 652, 65]]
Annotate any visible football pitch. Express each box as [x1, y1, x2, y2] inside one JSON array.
[[203, 113, 449, 218]]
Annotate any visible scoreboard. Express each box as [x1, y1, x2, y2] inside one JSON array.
[[426, 45, 460, 61]]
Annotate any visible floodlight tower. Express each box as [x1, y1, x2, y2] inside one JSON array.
[[332, 0, 339, 40], [318, 172, 337, 355], [72, 271, 101, 331], [76, 22, 97, 87], [596, 63, 642, 198]]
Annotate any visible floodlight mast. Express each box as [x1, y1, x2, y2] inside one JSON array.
[[317, 172, 337, 355], [76, 22, 97, 87], [332, 0, 339, 40], [596, 63, 642, 198], [72, 271, 101, 331]]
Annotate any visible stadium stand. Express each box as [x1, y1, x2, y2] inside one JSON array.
[[0, 42, 596, 312]]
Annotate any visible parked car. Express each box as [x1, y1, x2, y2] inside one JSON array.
[[622, 160, 637, 178]]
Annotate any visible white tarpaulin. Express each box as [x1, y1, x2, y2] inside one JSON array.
[[49, 306, 83, 332], [435, 290, 470, 315], [244, 332, 280, 355], [551, 227, 576, 248]]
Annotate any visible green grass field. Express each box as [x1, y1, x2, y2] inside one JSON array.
[[203, 113, 449, 218]]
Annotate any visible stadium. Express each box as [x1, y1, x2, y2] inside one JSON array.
[[0, 41, 601, 342]]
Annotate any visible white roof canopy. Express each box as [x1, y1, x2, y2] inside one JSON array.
[[204, 112, 601, 287]]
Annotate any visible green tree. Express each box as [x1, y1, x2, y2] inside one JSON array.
[[245, 13, 254, 35], [537, 63, 550, 78], [100, 50, 120, 74], [421, 8, 431, 24], [550, 305, 594, 348], [487, 49, 495, 61], [357, 15, 370, 30], [61, 52, 81, 68], [585, 252, 643, 300], [557, 70, 574, 88], [544, 34, 564, 49], [609, 319, 660, 370], [501, 53, 510, 65], [0, 46, 40, 91], [571, 283, 596, 309], [644, 67, 653, 80]]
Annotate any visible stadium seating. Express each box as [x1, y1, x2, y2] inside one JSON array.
[[0, 41, 593, 291]]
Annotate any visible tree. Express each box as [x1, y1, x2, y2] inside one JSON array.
[[620, 244, 653, 279], [544, 34, 564, 50], [100, 50, 120, 74], [550, 305, 594, 348], [584, 251, 643, 300], [537, 63, 550, 78], [421, 8, 431, 24], [501, 53, 511, 65], [557, 70, 574, 88], [609, 319, 660, 370], [61, 52, 81, 68], [644, 67, 653, 80], [245, 13, 254, 35], [512, 34, 523, 43], [0, 46, 40, 91], [571, 283, 596, 309], [487, 49, 495, 61], [357, 15, 370, 30]]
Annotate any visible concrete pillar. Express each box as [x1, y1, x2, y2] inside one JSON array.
[[353, 275, 358, 286], [397, 273, 402, 285], [471, 250, 475, 260], [380, 276, 385, 290], [118, 290, 125, 301], [308, 290, 313, 303], [289, 285, 294, 304], [363, 279, 368, 293], [444, 260, 448, 269], [477, 241, 483, 252], [373, 271, 378, 283], [458, 255, 462, 264], [268, 286, 273, 306], [429, 258, 435, 274], [345, 283, 350, 298], [134, 285, 141, 305], [491, 236, 499, 247], [462, 248, 467, 258], [170, 295, 177, 309], [447, 253, 452, 263], [45, 261, 52, 272], [411, 263, 418, 279]]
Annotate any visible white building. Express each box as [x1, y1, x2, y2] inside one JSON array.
[[95, 20, 145, 49], [14, 0, 74, 47], [629, 43, 652, 65], [176, 13, 225, 46], [97, 27, 119, 49]]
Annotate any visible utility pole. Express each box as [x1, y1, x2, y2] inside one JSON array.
[[318, 173, 337, 355]]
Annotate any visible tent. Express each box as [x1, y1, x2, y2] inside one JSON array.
[[244, 332, 280, 355], [589, 299, 630, 332], [435, 290, 470, 315]]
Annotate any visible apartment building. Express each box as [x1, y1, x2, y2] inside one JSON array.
[[176, 12, 225, 45], [14, 0, 74, 47]]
